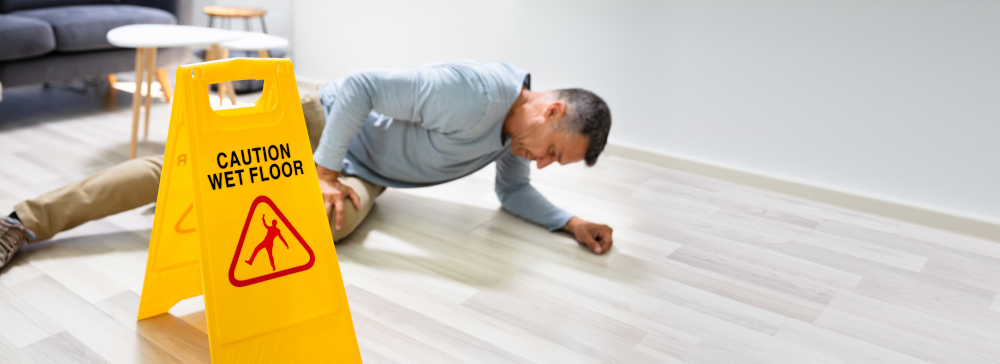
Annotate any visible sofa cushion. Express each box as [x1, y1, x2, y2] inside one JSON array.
[[0, 0, 115, 13], [0, 15, 56, 61], [11, 5, 176, 52], [0, 46, 189, 88]]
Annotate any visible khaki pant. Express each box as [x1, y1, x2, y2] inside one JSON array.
[[14, 87, 384, 242]]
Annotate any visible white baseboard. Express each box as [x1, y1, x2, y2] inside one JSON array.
[[605, 141, 1000, 243]]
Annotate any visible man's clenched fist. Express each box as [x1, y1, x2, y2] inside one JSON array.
[[563, 217, 614, 255]]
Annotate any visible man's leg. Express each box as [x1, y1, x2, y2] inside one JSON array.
[[5, 86, 339, 248], [299, 84, 325, 153], [9, 86, 324, 240], [330, 176, 385, 242], [13, 156, 164, 242], [1, 88, 327, 268]]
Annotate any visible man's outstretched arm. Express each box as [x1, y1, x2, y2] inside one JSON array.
[[494, 151, 613, 254], [261, 214, 267, 228]]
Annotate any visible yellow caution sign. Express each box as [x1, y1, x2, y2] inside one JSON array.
[[138, 58, 362, 363]]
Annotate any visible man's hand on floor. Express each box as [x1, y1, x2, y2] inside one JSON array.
[[563, 217, 613, 255], [317, 165, 361, 230]]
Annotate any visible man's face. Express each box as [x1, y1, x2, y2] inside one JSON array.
[[511, 126, 588, 169]]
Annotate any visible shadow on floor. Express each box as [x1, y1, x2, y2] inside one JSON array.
[[335, 190, 641, 289], [0, 83, 133, 130]]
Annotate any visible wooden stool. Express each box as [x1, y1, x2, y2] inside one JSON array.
[[215, 33, 289, 106], [203, 5, 272, 106], [204, 5, 268, 33]]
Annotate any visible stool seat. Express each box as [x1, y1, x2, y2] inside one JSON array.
[[203, 5, 266, 18]]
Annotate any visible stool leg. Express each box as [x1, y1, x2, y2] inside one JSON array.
[[208, 15, 214, 28], [258, 49, 269, 58], [260, 17, 267, 33], [143, 48, 156, 138], [130, 48, 146, 159]]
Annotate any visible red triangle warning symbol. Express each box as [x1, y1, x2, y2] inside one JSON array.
[[229, 196, 316, 287]]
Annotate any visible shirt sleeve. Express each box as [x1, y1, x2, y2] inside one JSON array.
[[494, 150, 575, 231], [313, 65, 488, 172]]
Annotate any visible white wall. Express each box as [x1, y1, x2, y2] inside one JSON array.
[[292, 0, 1000, 220]]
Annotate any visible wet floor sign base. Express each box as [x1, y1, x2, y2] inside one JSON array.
[[137, 58, 361, 363]]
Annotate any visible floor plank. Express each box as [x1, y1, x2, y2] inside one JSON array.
[[9, 276, 181, 364], [347, 285, 532, 364], [21, 331, 109, 364], [0, 328, 37, 364], [827, 290, 1000, 360], [709, 208, 928, 271], [461, 281, 659, 363], [774, 318, 931, 364], [894, 222, 1000, 260], [814, 308, 996, 364]]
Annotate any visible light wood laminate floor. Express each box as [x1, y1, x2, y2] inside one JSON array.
[[1, 84, 999, 363]]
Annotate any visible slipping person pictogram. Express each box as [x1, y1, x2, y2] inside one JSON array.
[[229, 195, 316, 287], [245, 214, 289, 271]]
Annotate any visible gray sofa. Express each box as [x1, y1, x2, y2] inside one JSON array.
[[0, 0, 192, 89]]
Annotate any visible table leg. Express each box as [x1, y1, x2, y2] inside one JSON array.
[[209, 44, 225, 106], [228, 82, 237, 104], [258, 49, 269, 58], [106, 73, 117, 111], [129, 48, 146, 159], [143, 48, 157, 139], [156, 68, 173, 102], [218, 83, 225, 106]]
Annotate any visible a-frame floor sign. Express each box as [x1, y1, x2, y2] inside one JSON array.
[[138, 58, 362, 363]]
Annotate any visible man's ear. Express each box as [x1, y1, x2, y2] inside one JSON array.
[[545, 101, 568, 120]]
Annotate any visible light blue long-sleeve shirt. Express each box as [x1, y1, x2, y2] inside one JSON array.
[[314, 60, 574, 231]]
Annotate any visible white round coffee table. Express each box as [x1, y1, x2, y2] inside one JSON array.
[[220, 32, 289, 53], [212, 33, 290, 105], [107, 24, 240, 159]]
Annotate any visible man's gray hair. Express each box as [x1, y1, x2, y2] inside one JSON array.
[[556, 88, 611, 166]]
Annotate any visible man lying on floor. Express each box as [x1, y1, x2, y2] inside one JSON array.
[[0, 60, 614, 269]]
